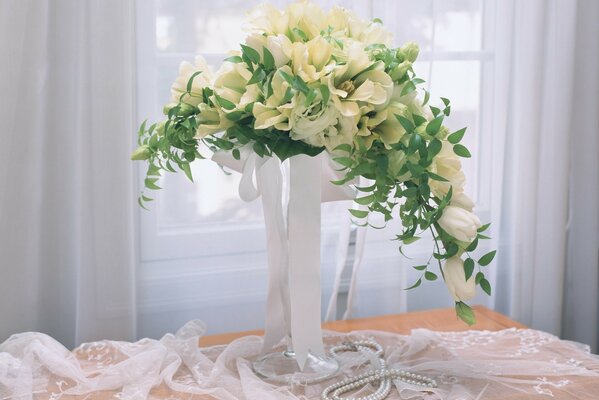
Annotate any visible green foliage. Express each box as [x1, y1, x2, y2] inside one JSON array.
[[456, 302, 475, 325]]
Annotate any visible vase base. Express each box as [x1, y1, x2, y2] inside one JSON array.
[[253, 349, 339, 385]]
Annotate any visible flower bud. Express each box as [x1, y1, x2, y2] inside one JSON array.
[[401, 42, 420, 63], [438, 205, 481, 242], [444, 256, 476, 302], [131, 145, 151, 161], [164, 102, 197, 117]]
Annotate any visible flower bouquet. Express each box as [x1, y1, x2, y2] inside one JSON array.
[[132, 0, 495, 383]]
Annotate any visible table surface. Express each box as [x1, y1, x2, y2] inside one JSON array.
[[200, 305, 527, 347]]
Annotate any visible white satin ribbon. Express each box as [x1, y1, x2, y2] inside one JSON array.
[[212, 147, 362, 369]]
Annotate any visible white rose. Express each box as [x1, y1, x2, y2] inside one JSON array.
[[444, 256, 476, 302], [438, 205, 481, 242], [170, 56, 212, 106], [290, 92, 340, 143]]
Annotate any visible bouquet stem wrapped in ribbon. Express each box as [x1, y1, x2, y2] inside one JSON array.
[[132, 0, 497, 368]]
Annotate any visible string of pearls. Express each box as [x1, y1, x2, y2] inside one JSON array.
[[321, 339, 437, 400]]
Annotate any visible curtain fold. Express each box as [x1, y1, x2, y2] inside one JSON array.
[[498, 0, 599, 350], [0, 0, 137, 347]]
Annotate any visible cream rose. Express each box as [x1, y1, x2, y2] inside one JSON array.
[[438, 205, 481, 242], [290, 91, 340, 143], [444, 256, 476, 302]]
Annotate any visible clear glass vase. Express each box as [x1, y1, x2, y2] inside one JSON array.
[[252, 336, 339, 385]]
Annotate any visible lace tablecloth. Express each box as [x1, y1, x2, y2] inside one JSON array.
[[1, 320, 598, 399]]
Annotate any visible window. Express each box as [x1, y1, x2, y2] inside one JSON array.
[[135, 0, 500, 338]]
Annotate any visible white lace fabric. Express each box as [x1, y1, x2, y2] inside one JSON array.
[[1, 321, 598, 399]]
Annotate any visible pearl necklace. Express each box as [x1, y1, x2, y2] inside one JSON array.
[[321, 340, 437, 400]]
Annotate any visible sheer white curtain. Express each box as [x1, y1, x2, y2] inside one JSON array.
[[496, 0, 599, 350], [0, 0, 137, 347]]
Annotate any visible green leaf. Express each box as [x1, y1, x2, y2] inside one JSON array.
[[425, 271, 438, 281], [215, 94, 236, 110], [181, 162, 193, 182], [426, 115, 444, 135], [372, 17, 383, 24], [477, 233, 491, 240], [430, 106, 441, 116], [453, 144, 472, 158], [464, 258, 475, 281], [480, 278, 492, 295], [333, 143, 352, 153], [225, 110, 246, 121], [455, 302, 476, 326], [465, 237, 479, 252], [441, 97, 450, 106], [475, 272, 484, 284], [478, 250, 496, 266], [278, 69, 294, 85], [354, 194, 375, 205], [477, 223, 491, 232], [428, 172, 449, 182], [427, 138, 442, 160], [224, 55, 242, 63], [292, 27, 308, 41], [320, 84, 330, 105], [413, 265, 427, 271], [396, 114, 415, 133], [262, 47, 275, 69], [349, 209, 368, 219], [333, 156, 353, 168], [304, 88, 317, 106], [448, 127, 466, 144], [240, 44, 260, 64], [186, 71, 202, 93], [144, 177, 161, 190], [412, 114, 427, 126], [403, 236, 420, 245], [232, 148, 241, 160], [247, 67, 266, 85], [422, 89, 430, 106], [400, 81, 416, 97], [408, 133, 422, 154], [405, 278, 422, 290]]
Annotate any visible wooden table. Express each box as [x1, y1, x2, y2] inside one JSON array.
[[200, 305, 526, 346]]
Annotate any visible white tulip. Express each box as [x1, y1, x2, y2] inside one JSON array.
[[444, 256, 476, 302], [438, 205, 481, 242]]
